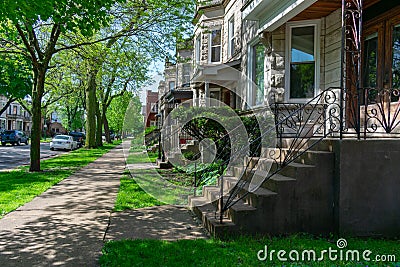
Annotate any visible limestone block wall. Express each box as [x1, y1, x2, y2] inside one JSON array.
[[222, 0, 242, 62], [193, 7, 224, 65], [269, 25, 286, 103], [323, 8, 342, 89], [241, 8, 342, 106], [239, 19, 258, 109]]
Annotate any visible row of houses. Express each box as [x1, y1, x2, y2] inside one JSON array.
[[154, 0, 400, 119], [0, 95, 31, 133], [147, 0, 400, 238], [0, 95, 70, 137]]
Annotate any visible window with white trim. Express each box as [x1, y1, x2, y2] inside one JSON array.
[[286, 21, 320, 100], [210, 88, 221, 106], [248, 41, 265, 107], [228, 16, 235, 57], [182, 64, 191, 86], [209, 29, 221, 63], [169, 81, 175, 90], [195, 35, 201, 63]]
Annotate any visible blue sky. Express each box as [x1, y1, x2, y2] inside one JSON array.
[[138, 60, 164, 104]]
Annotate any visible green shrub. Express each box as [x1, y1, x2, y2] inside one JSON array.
[[144, 126, 158, 136]]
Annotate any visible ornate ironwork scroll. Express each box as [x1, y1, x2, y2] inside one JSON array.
[[341, 0, 363, 138]]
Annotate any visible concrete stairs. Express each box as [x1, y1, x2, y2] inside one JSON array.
[[189, 139, 335, 238]]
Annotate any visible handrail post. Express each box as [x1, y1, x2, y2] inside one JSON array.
[[194, 162, 197, 196], [219, 174, 223, 224]]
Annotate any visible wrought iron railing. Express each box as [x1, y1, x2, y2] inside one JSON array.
[[218, 86, 400, 223], [144, 129, 160, 146], [220, 87, 340, 221]]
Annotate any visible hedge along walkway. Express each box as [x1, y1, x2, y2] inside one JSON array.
[[0, 144, 126, 267]]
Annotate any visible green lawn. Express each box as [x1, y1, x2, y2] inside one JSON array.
[[126, 151, 158, 164], [104, 149, 400, 267], [113, 171, 163, 211], [100, 235, 400, 267], [0, 141, 121, 218]]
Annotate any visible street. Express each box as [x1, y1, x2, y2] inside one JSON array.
[[0, 143, 67, 171]]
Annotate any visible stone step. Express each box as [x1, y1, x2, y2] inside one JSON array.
[[245, 149, 325, 169], [279, 138, 334, 152], [189, 138, 335, 237], [190, 201, 237, 238], [262, 173, 297, 194], [202, 186, 221, 204], [222, 176, 278, 208], [258, 148, 334, 165], [271, 161, 314, 178], [225, 199, 257, 225], [231, 161, 313, 182]]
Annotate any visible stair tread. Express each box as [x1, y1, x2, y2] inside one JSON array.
[[242, 159, 315, 168], [194, 196, 255, 215], [262, 149, 333, 154], [270, 173, 296, 181], [196, 203, 235, 226], [222, 176, 278, 196], [189, 196, 209, 207], [227, 199, 257, 212], [283, 161, 314, 168]]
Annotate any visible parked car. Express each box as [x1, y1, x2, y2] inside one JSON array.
[[50, 135, 77, 151], [1, 130, 29, 146], [69, 132, 86, 148]]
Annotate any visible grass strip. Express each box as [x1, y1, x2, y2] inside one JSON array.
[[100, 235, 400, 267], [126, 152, 158, 164], [114, 171, 164, 211], [0, 141, 121, 218]]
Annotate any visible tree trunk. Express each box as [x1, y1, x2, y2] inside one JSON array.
[[85, 69, 97, 148], [30, 70, 44, 172], [103, 113, 111, 143], [95, 101, 103, 147], [102, 103, 111, 143], [0, 98, 17, 118], [66, 105, 72, 131]]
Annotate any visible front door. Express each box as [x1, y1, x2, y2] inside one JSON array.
[[362, 6, 400, 132], [363, 8, 400, 90]]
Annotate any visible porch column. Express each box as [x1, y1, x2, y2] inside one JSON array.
[[341, 0, 363, 139], [205, 81, 210, 107]]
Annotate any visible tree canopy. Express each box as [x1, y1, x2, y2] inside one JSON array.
[[0, 0, 194, 170]]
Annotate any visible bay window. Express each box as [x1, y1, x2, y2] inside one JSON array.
[[210, 29, 221, 63], [228, 17, 235, 57], [248, 40, 265, 107]]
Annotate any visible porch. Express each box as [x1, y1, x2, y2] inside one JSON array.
[[188, 0, 400, 238]]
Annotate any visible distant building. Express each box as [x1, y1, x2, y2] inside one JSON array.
[[49, 121, 67, 136], [0, 95, 32, 135], [145, 90, 159, 128]]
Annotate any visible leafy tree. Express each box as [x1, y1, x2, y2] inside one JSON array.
[[98, 40, 149, 143], [121, 95, 144, 137], [77, 0, 194, 147], [0, 0, 194, 170], [0, 0, 121, 171], [0, 52, 31, 115], [107, 92, 138, 134]]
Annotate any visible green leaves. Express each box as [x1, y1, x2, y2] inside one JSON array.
[[0, 52, 31, 99], [0, 0, 120, 36]]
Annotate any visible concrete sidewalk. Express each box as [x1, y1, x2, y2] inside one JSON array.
[[0, 144, 126, 266]]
